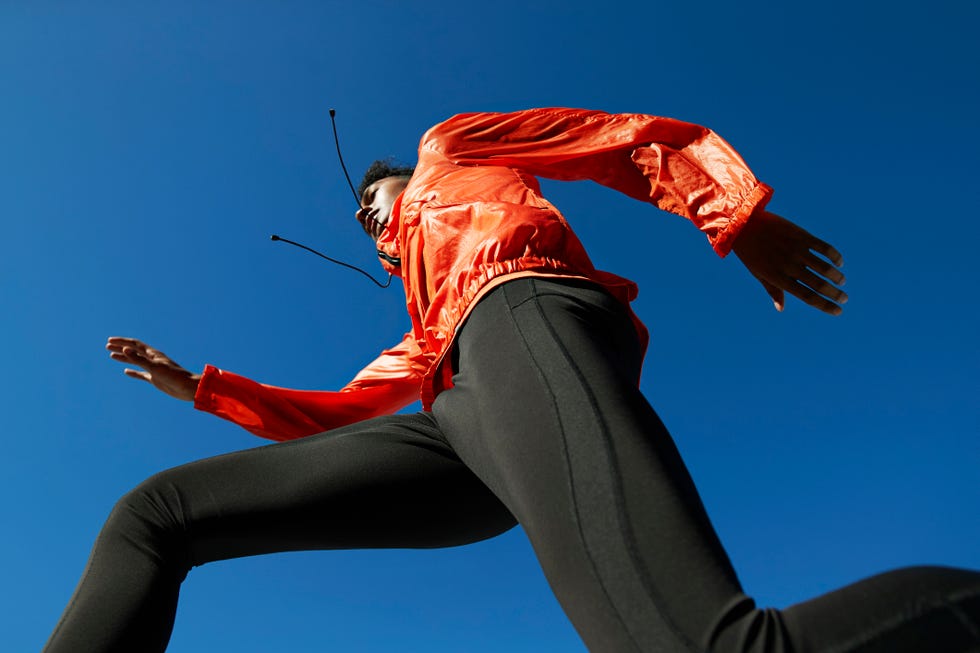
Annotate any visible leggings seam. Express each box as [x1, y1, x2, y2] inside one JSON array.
[[950, 594, 980, 641], [525, 282, 703, 653], [508, 279, 703, 653], [832, 588, 980, 653], [500, 282, 643, 653]]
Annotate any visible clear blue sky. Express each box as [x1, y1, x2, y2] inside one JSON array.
[[3, 2, 977, 651]]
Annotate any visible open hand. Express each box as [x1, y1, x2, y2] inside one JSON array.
[[106, 337, 200, 401], [732, 210, 847, 315]]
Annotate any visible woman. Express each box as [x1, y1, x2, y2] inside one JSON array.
[[46, 108, 979, 652]]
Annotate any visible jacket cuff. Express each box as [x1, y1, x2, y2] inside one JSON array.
[[711, 182, 773, 257], [193, 364, 222, 414]]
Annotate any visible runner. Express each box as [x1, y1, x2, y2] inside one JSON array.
[[45, 108, 980, 652]]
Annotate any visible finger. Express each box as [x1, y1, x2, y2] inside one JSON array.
[[784, 281, 844, 316], [110, 339, 167, 364], [109, 344, 168, 368], [123, 368, 152, 382], [798, 269, 848, 305], [112, 338, 171, 364], [109, 350, 151, 367], [107, 336, 147, 348], [806, 238, 843, 267], [107, 341, 150, 358], [122, 346, 156, 367], [805, 254, 846, 286]]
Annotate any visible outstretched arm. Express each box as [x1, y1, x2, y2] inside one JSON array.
[[106, 335, 425, 441], [731, 210, 847, 315]]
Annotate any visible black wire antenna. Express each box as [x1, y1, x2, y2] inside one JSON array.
[[270, 234, 392, 288], [270, 108, 394, 288], [330, 108, 361, 205]]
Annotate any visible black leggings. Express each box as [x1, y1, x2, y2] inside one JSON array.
[[45, 278, 980, 652]]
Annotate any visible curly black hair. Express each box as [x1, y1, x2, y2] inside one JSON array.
[[357, 159, 415, 199]]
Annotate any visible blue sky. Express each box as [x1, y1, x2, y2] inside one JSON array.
[[3, 1, 978, 651]]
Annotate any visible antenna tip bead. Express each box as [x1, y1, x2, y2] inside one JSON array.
[[270, 234, 280, 241], [329, 108, 336, 117]]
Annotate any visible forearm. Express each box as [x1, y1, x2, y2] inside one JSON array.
[[194, 365, 421, 441]]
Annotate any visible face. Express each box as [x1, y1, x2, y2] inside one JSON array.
[[356, 176, 410, 242]]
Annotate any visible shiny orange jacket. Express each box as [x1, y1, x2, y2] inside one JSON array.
[[194, 108, 773, 441]]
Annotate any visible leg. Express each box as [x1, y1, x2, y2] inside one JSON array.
[[780, 566, 980, 653], [44, 412, 515, 653], [433, 278, 980, 652]]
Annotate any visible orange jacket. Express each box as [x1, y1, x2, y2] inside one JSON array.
[[194, 108, 772, 441]]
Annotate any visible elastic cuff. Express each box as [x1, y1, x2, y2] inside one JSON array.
[[711, 182, 774, 257], [193, 364, 221, 412]]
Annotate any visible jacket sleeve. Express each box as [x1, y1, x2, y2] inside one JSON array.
[[422, 107, 773, 256], [193, 333, 426, 441]]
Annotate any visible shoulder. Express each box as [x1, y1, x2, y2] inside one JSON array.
[[419, 108, 598, 152]]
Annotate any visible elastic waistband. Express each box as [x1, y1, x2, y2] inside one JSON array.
[[485, 275, 612, 307]]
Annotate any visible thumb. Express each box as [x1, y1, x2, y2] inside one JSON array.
[[761, 279, 785, 312], [124, 368, 152, 382]]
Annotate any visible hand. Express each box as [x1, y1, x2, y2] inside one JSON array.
[[106, 337, 201, 401], [732, 210, 847, 315]]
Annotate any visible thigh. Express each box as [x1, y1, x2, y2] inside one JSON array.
[[434, 278, 743, 653], [141, 412, 516, 566], [434, 278, 980, 653]]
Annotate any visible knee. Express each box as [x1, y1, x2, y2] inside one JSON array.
[[707, 595, 792, 653], [104, 471, 191, 568]]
